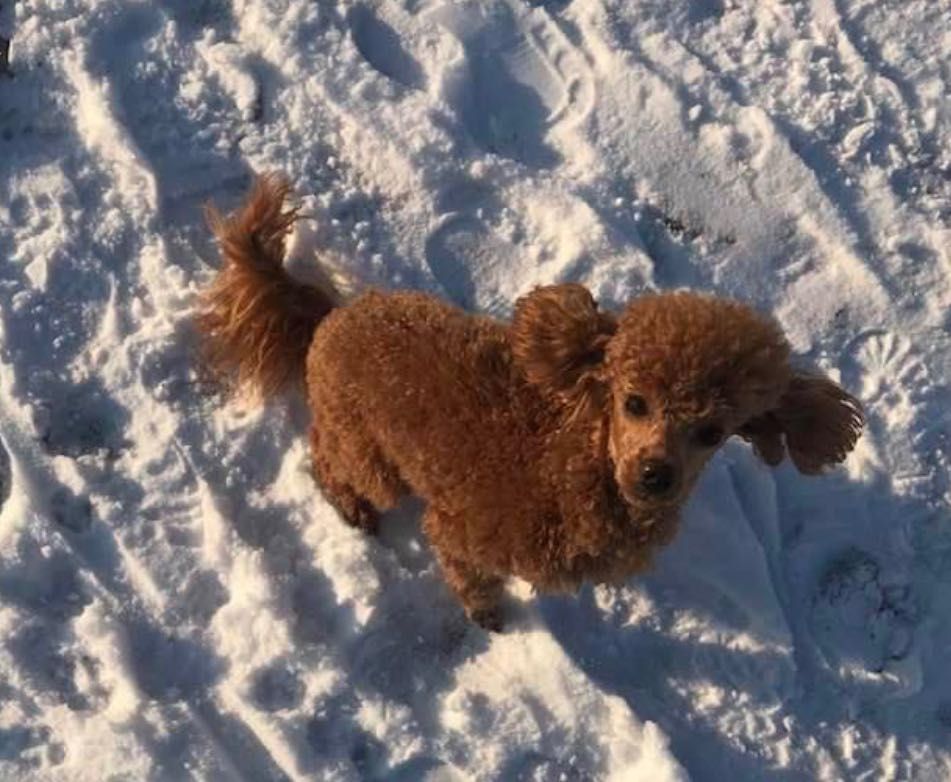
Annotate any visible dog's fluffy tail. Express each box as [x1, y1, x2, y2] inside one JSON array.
[[196, 174, 337, 399]]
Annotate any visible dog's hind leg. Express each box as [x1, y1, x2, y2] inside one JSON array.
[[310, 426, 407, 535], [317, 473, 381, 534]]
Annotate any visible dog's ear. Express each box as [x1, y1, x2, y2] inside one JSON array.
[[510, 284, 616, 418], [738, 372, 864, 474]]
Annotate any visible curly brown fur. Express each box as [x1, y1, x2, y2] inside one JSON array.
[[511, 284, 617, 423], [739, 372, 864, 474], [607, 293, 793, 415], [196, 181, 865, 630], [195, 175, 338, 398]]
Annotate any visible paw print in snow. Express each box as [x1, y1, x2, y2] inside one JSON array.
[[811, 548, 917, 676]]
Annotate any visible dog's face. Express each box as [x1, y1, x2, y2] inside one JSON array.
[[605, 379, 745, 508], [511, 285, 864, 511], [603, 293, 792, 508]]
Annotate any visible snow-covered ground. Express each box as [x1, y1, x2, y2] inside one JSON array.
[[0, 0, 949, 778]]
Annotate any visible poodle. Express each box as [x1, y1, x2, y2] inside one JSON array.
[[196, 175, 864, 630]]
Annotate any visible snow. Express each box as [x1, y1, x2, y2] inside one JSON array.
[[0, 0, 949, 778]]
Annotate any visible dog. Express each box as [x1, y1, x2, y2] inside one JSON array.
[[195, 175, 863, 630]]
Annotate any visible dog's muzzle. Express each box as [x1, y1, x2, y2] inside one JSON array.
[[637, 459, 677, 498]]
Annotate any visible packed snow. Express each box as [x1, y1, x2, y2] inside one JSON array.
[[0, 0, 949, 779]]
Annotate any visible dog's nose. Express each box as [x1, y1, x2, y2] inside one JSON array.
[[639, 459, 676, 496]]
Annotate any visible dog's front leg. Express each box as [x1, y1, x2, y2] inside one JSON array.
[[424, 509, 505, 631], [439, 551, 505, 631]]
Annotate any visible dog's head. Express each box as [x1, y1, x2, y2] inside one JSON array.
[[511, 285, 863, 509]]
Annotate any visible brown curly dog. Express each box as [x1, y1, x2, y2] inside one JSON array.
[[196, 175, 863, 630]]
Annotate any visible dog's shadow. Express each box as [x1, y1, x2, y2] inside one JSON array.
[[538, 441, 951, 780]]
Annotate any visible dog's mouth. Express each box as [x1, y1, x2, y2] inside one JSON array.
[[612, 464, 682, 507], [608, 466, 683, 513], [624, 484, 682, 508], [604, 474, 679, 542]]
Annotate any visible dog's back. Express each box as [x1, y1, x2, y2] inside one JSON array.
[[195, 176, 552, 558], [306, 290, 536, 508]]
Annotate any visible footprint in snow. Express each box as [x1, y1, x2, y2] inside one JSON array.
[[810, 547, 917, 676], [154, 0, 233, 33], [49, 486, 94, 534], [0, 724, 58, 768], [432, 0, 567, 168], [8, 622, 90, 711], [839, 329, 947, 493], [250, 663, 305, 712], [124, 619, 223, 701], [0, 544, 91, 622], [165, 569, 229, 626], [348, 5, 425, 90], [433, 172, 499, 216], [424, 213, 519, 314], [35, 379, 129, 459], [842, 330, 928, 412]]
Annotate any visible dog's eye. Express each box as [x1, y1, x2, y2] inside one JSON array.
[[695, 423, 725, 447], [624, 394, 648, 417]]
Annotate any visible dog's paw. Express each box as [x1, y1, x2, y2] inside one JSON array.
[[351, 503, 381, 536], [337, 497, 380, 536], [469, 605, 505, 633]]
